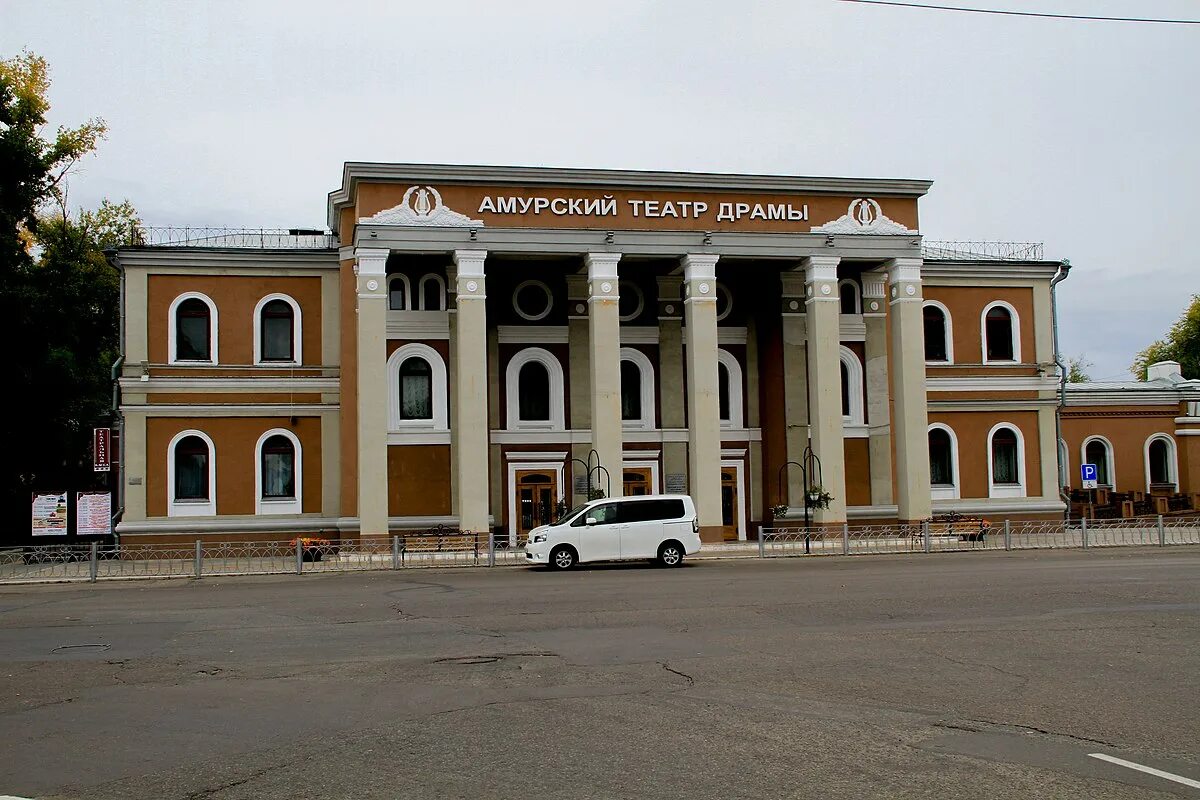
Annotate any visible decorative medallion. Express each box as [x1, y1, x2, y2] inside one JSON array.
[[811, 198, 916, 235], [869, 301, 879, 311], [664, 304, 675, 314], [575, 303, 585, 314], [466, 280, 478, 293], [600, 281, 613, 294], [366, 279, 379, 291], [359, 185, 484, 227], [699, 283, 711, 295], [905, 285, 916, 296], [789, 300, 799, 311], [890, 287, 897, 298], [820, 284, 832, 295]]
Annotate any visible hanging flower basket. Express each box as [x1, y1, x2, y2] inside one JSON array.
[[805, 486, 834, 510]]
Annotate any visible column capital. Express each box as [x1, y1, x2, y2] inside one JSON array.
[[586, 252, 621, 302], [657, 275, 683, 319], [861, 270, 888, 315], [353, 247, 389, 277], [802, 255, 840, 303], [682, 253, 719, 281], [885, 257, 923, 303], [452, 249, 487, 275]]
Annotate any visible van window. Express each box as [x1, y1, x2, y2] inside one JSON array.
[[620, 499, 686, 523], [573, 502, 620, 526]]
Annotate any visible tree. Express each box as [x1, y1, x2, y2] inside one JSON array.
[[2, 51, 124, 542], [1065, 355, 1093, 383], [1131, 295, 1200, 380]]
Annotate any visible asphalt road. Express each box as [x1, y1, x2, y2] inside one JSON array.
[[1, 549, 1198, 799]]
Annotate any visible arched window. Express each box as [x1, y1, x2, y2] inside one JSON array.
[[398, 357, 433, 420], [923, 301, 951, 363], [1145, 435, 1177, 490], [618, 281, 645, 322], [621, 360, 641, 421], [388, 275, 411, 311], [505, 348, 566, 430], [518, 361, 550, 421], [418, 274, 446, 311], [1082, 436, 1115, 488], [169, 293, 217, 363], [716, 349, 744, 428], [255, 428, 302, 514], [988, 423, 1026, 498], [839, 280, 861, 315], [253, 294, 301, 364], [619, 347, 655, 429], [982, 301, 1020, 363], [167, 430, 216, 516], [715, 283, 733, 322], [928, 424, 959, 499], [839, 346, 865, 426], [386, 343, 448, 431]]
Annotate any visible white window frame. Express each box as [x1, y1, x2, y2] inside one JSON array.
[[838, 279, 862, 315], [922, 299, 954, 364], [839, 346, 865, 426], [981, 300, 1021, 364], [388, 274, 412, 311], [716, 348, 744, 429], [167, 429, 216, 517], [1080, 435, 1116, 489], [255, 428, 303, 515], [1058, 438, 1070, 489], [720, 452, 748, 541], [168, 292, 219, 365], [618, 281, 645, 322], [715, 282, 734, 322], [987, 422, 1026, 498], [512, 279, 554, 322], [927, 423, 960, 500], [1143, 434, 1178, 491], [417, 274, 447, 311], [252, 293, 302, 366], [387, 343, 449, 431], [619, 347, 656, 430], [506, 347, 566, 430], [622, 451, 662, 495]]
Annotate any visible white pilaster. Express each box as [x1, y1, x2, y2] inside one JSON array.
[[887, 257, 932, 522], [452, 249, 490, 532], [586, 252, 624, 498], [354, 247, 389, 538], [683, 253, 723, 540], [804, 255, 847, 524], [862, 270, 893, 506]]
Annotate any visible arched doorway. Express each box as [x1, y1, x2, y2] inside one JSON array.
[[515, 470, 557, 543]]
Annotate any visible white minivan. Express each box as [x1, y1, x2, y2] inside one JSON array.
[[524, 494, 701, 570]]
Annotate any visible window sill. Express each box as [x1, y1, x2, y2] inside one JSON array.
[[989, 484, 1026, 499], [168, 500, 216, 517], [257, 498, 301, 515]]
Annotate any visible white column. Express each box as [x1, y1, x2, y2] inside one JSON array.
[[683, 253, 723, 540], [887, 257, 932, 523], [780, 271, 809, 506], [354, 247, 389, 539], [567, 271, 593, 502], [452, 249, 490, 532], [586, 252, 624, 499], [804, 255, 847, 524], [862, 271, 893, 506], [657, 275, 688, 500]]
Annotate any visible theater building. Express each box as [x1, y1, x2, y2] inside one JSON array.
[[109, 163, 1200, 543]]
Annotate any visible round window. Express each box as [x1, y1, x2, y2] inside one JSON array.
[[513, 280, 553, 321], [715, 283, 733, 321], [618, 281, 645, 322]]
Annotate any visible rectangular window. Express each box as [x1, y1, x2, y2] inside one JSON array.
[[261, 317, 293, 361], [993, 442, 1018, 484], [262, 452, 295, 498], [177, 317, 210, 360], [619, 499, 685, 523]]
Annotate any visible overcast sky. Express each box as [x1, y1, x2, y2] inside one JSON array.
[[6, 0, 1198, 380]]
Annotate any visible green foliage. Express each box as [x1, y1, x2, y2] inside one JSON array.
[[1065, 354, 1093, 383], [1, 51, 123, 538], [1131, 295, 1200, 380]]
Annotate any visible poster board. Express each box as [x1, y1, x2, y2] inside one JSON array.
[[76, 492, 112, 537], [32, 492, 69, 536]]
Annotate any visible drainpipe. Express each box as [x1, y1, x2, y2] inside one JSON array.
[[106, 248, 127, 530], [1051, 259, 1072, 521]]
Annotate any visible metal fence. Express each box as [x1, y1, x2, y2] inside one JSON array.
[[758, 516, 1200, 557], [922, 240, 1045, 261], [121, 226, 335, 249], [2, 516, 1198, 585]]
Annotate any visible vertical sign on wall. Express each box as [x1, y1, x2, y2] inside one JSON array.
[[94, 427, 112, 472], [76, 492, 112, 537], [32, 492, 69, 536]]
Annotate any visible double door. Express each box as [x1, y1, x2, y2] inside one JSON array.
[[515, 470, 558, 544]]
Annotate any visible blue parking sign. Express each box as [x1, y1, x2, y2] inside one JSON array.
[[1081, 463, 1098, 489]]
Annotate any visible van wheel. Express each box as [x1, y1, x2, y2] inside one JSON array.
[[658, 541, 684, 567], [550, 546, 576, 571]]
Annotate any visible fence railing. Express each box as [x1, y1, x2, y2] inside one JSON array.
[[922, 241, 1044, 261], [121, 227, 335, 249], [2, 516, 1198, 584]]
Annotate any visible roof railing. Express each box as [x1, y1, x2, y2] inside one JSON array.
[[921, 241, 1045, 261], [121, 226, 335, 249]]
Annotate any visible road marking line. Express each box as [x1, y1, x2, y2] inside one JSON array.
[[1088, 753, 1200, 789]]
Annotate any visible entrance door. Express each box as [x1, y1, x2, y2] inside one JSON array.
[[623, 468, 653, 496], [720, 469, 740, 541], [516, 470, 558, 544]]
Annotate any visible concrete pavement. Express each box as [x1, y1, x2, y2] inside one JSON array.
[[1, 549, 1198, 798]]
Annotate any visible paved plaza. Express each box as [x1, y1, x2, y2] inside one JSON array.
[[1, 549, 1198, 798]]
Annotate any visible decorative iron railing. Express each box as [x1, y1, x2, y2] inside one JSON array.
[[922, 240, 1044, 261], [120, 227, 335, 249]]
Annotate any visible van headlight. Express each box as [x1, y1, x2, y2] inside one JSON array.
[[532, 533, 547, 544]]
